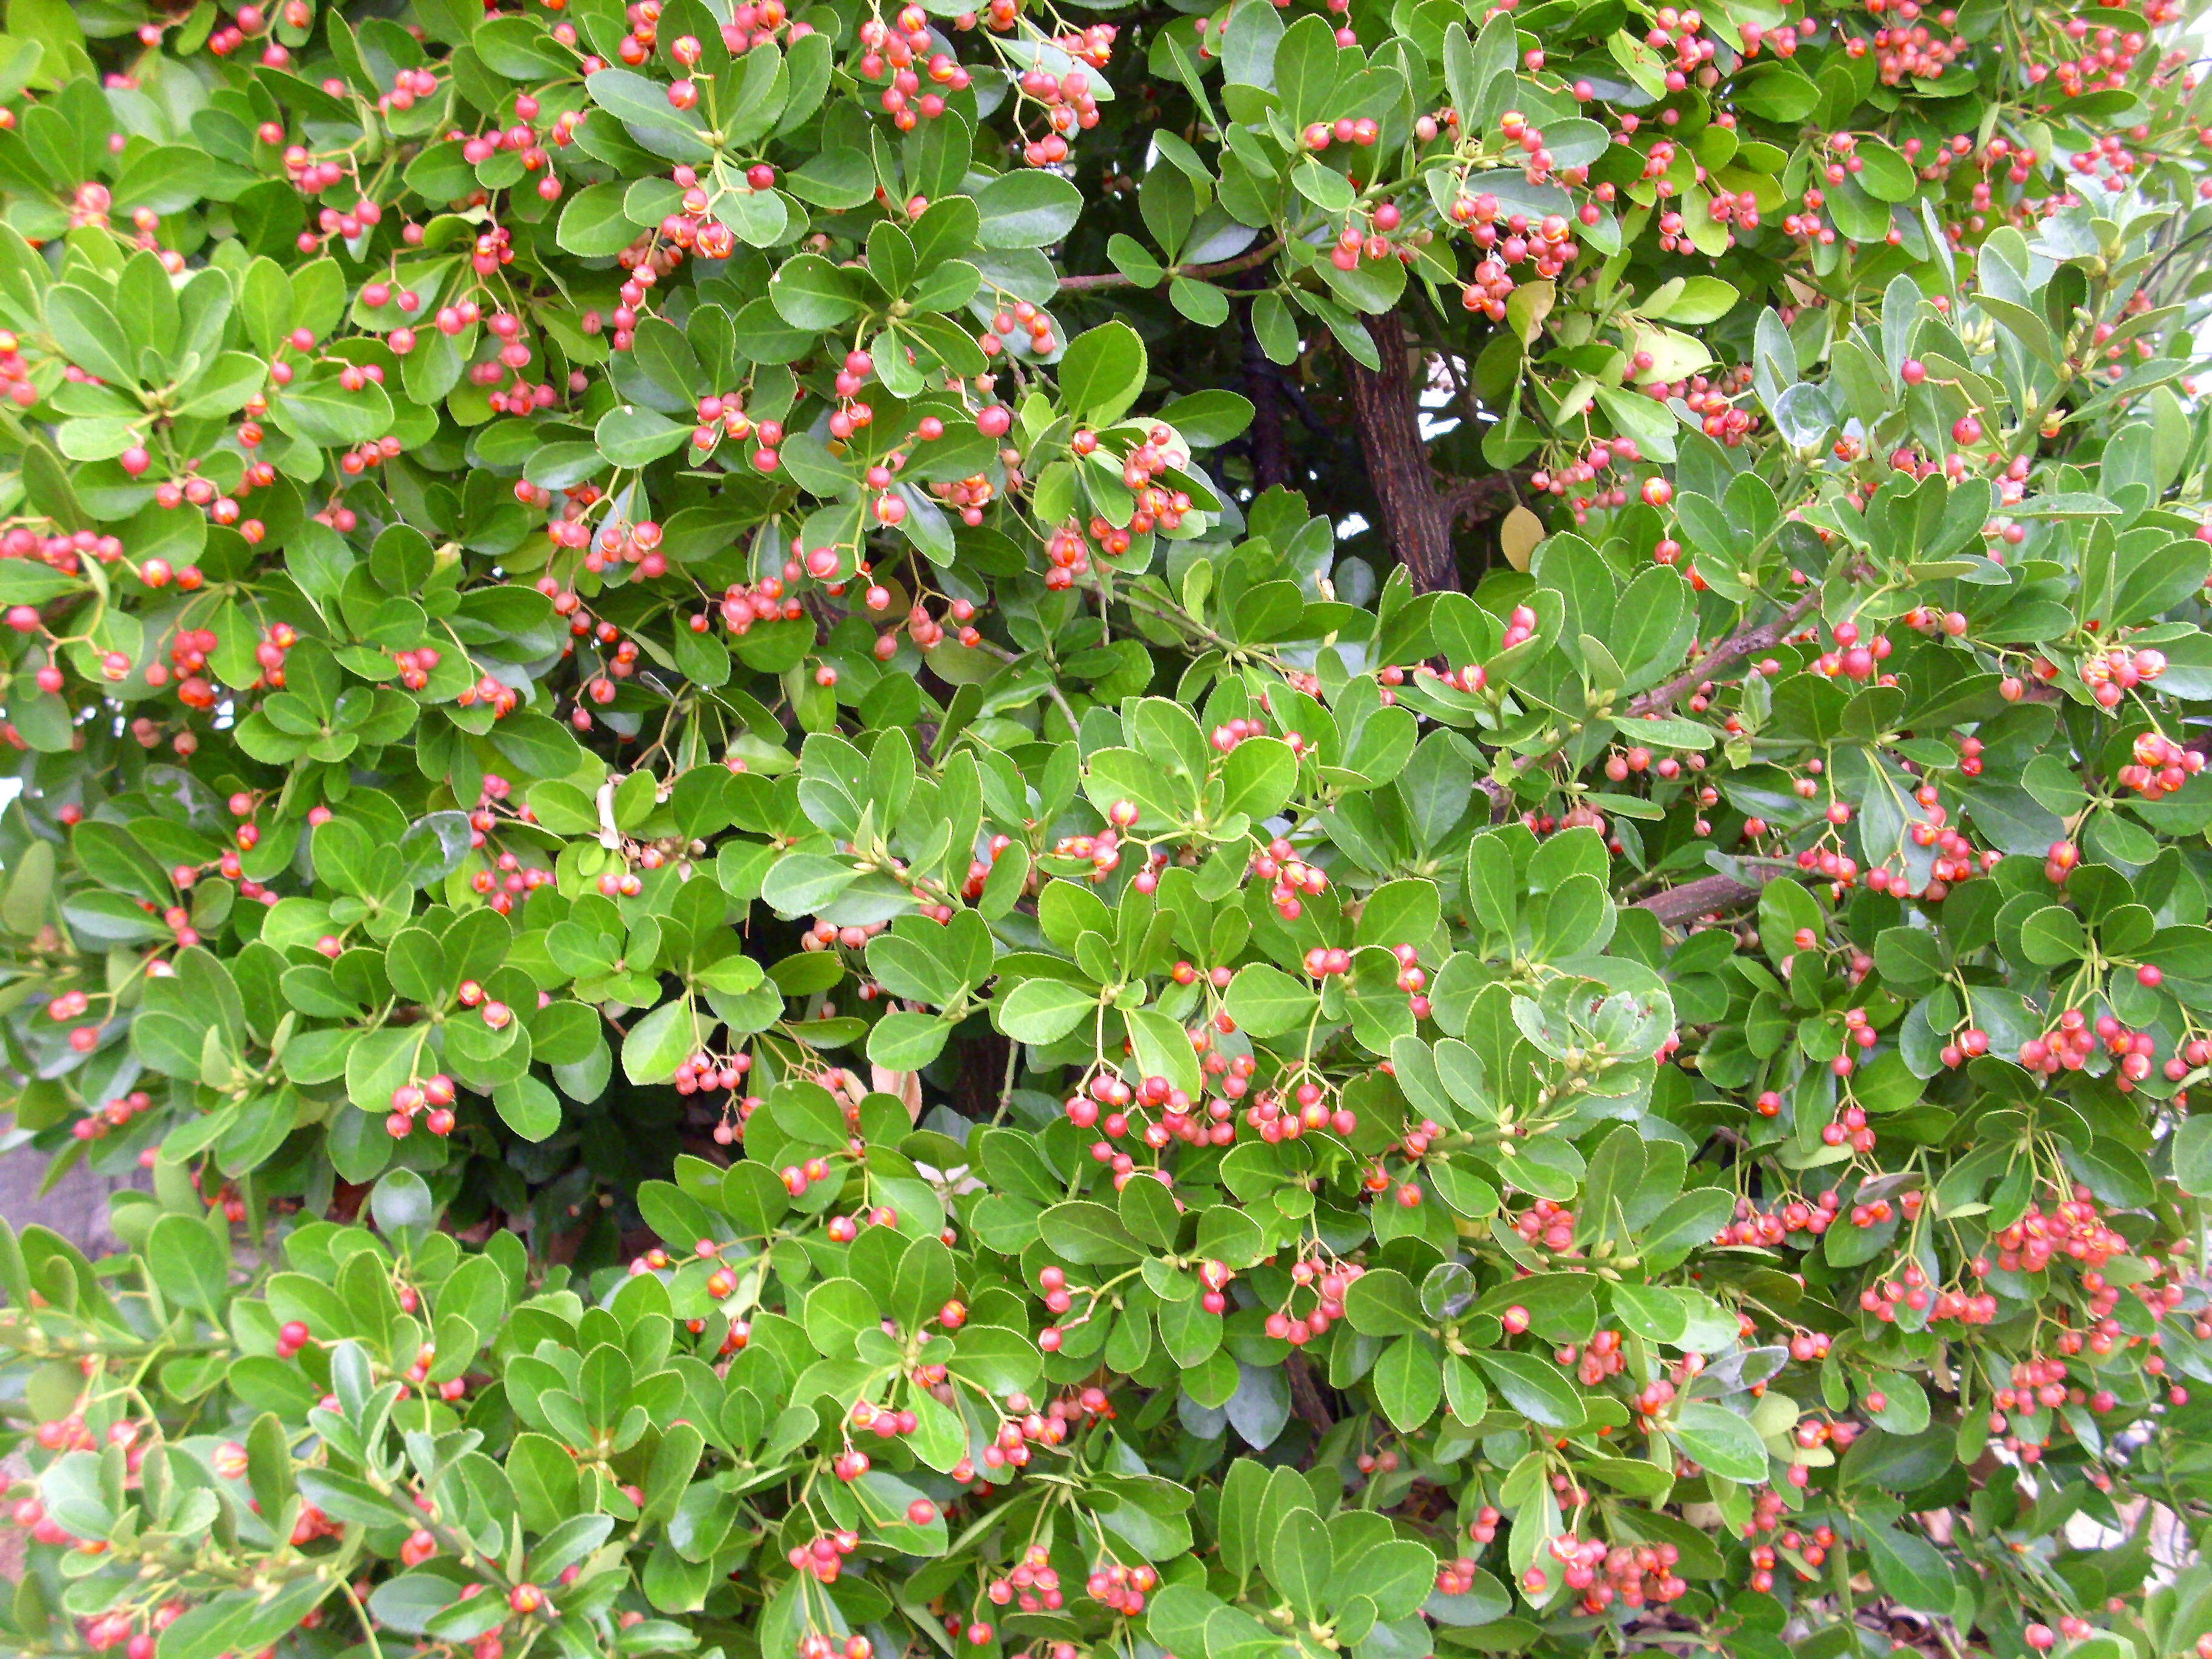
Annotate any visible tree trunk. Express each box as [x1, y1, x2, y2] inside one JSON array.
[[1242, 297, 1289, 493], [1285, 1353, 1334, 1438], [1346, 310, 1460, 593], [954, 1029, 1011, 1121]]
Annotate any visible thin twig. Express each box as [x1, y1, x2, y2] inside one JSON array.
[[991, 1036, 1021, 1126], [973, 638, 1081, 734], [339, 1574, 387, 1659], [1087, 579, 1245, 656], [1058, 238, 1285, 292]]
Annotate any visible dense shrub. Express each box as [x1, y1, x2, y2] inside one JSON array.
[[8, 1, 2212, 1658]]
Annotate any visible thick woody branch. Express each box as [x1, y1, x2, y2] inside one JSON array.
[[1626, 592, 1821, 719], [1285, 1352, 1334, 1436], [1632, 872, 1766, 927], [1631, 857, 1808, 927], [1618, 596, 1823, 928], [1440, 472, 1527, 526]]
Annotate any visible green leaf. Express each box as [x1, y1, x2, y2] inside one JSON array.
[[769, 252, 865, 329], [867, 1011, 953, 1070], [1220, 736, 1297, 822], [1638, 1187, 1733, 1261], [1738, 67, 1820, 121], [854, 1467, 948, 1554], [623, 999, 698, 1084], [994, 977, 1097, 1044], [597, 404, 693, 466], [804, 1277, 880, 1358], [270, 367, 394, 447], [865, 928, 965, 1005], [1641, 275, 1740, 326], [760, 852, 862, 916], [494, 1076, 561, 1141], [2017, 904, 2085, 966], [145, 1215, 227, 1312], [1342, 1268, 1427, 1336], [344, 1027, 421, 1118], [47, 285, 133, 386], [948, 1325, 1043, 1393], [1373, 1334, 1444, 1431], [1466, 833, 1518, 945], [585, 67, 713, 161], [1292, 158, 1356, 215], [2174, 1116, 2212, 1197], [1168, 276, 1231, 327], [786, 150, 878, 209], [1669, 1402, 1770, 1483], [370, 1168, 435, 1237], [1474, 1351, 1582, 1429], [3, 838, 55, 934], [974, 170, 1082, 248], [508, 1433, 581, 1533], [1268, 1510, 1332, 1620], [1859, 1522, 1955, 1614], [370, 1573, 461, 1637], [116, 146, 249, 214], [1036, 1201, 1147, 1264], [1852, 140, 1917, 203], [73, 820, 171, 905], [1224, 962, 1317, 1039], [1126, 1006, 1201, 1099], [558, 183, 644, 256], [1059, 321, 1147, 426], [1354, 879, 1439, 950], [1158, 390, 1255, 448]]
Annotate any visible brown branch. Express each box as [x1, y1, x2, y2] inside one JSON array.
[[1285, 1353, 1333, 1437], [1242, 292, 1289, 492], [1632, 872, 1768, 928], [1346, 310, 1459, 593], [1441, 471, 1530, 527], [953, 1030, 1012, 1122], [1057, 238, 1285, 292], [1625, 591, 1821, 719]]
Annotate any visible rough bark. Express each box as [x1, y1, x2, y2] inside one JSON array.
[[1621, 596, 1828, 925], [1346, 310, 1461, 593], [1285, 1352, 1335, 1437], [1626, 592, 1822, 718], [954, 1029, 1013, 1121], [1441, 472, 1527, 525], [1242, 317, 1289, 493], [1633, 872, 1766, 927]]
